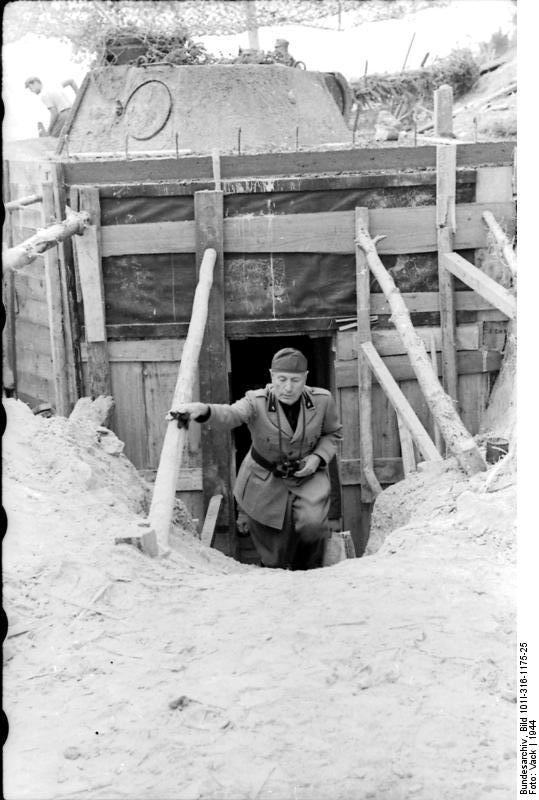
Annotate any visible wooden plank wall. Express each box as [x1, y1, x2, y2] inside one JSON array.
[[80, 339, 203, 521], [4, 159, 55, 406]]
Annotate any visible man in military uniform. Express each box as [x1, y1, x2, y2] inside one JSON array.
[[171, 348, 342, 570]]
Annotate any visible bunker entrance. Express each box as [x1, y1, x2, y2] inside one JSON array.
[[229, 335, 340, 564]]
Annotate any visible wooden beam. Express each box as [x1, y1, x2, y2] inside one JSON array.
[[95, 168, 478, 198], [200, 494, 223, 548], [2, 159, 17, 396], [41, 182, 70, 415], [437, 144, 459, 404], [340, 457, 404, 486], [5, 193, 42, 211], [434, 84, 454, 138], [72, 186, 111, 397], [482, 209, 517, 276], [335, 349, 502, 387], [51, 162, 82, 405], [442, 252, 516, 319], [3, 210, 90, 271], [61, 141, 516, 185], [81, 338, 184, 363], [397, 414, 417, 476], [355, 208, 381, 501], [361, 342, 441, 463], [195, 190, 235, 553], [147, 248, 217, 554], [99, 201, 515, 257], [356, 223, 486, 474]]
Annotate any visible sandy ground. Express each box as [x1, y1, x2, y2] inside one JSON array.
[[3, 398, 517, 800]]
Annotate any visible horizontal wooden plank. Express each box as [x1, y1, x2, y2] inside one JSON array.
[[103, 298, 504, 340], [340, 457, 404, 486], [101, 221, 196, 256], [81, 338, 185, 362], [370, 290, 500, 315], [61, 141, 515, 185], [100, 201, 515, 256], [96, 169, 478, 198], [442, 252, 517, 319], [335, 349, 502, 387], [139, 467, 202, 492], [338, 323, 505, 358]]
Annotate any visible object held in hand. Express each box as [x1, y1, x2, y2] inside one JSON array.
[[274, 457, 305, 478], [166, 410, 191, 429]]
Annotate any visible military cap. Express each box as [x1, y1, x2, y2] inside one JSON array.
[[271, 348, 308, 372]]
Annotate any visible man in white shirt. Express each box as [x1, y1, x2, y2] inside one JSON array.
[[24, 77, 74, 137]]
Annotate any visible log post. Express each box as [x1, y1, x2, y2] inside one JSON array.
[[397, 414, 417, 476], [436, 143, 459, 405], [148, 248, 217, 554], [361, 342, 441, 463], [482, 210, 517, 278], [2, 210, 90, 271], [51, 162, 82, 404], [433, 84, 454, 138], [2, 159, 17, 396], [355, 207, 382, 501], [356, 224, 487, 476], [195, 190, 235, 556], [429, 332, 444, 453], [71, 186, 111, 398], [41, 181, 70, 416]]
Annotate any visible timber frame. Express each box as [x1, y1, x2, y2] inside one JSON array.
[[3, 139, 516, 558]]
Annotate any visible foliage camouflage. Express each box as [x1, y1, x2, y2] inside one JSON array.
[[4, 0, 450, 58]]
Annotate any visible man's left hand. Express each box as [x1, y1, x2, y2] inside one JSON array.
[[293, 454, 321, 478]]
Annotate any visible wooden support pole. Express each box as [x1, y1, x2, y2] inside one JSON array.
[[397, 414, 416, 476], [71, 186, 111, 397], [2, 210, 90, 272], [433, 84, 454, 138], [361, 342, 441, 463], [195, 190, 235, 555], [429, 332, 444, 453], [148, 248, 217, 554], [51, 162, 82, 404], [482, 210, 517, 277], [41, 182, 70, 416], [355, 225, 487, 476], [5, 193, 42, 211], [2, 159, 17, 396], [436, 143, 459, 405], [442, 252, 516, 319], [355, 207, 382, 501], [200, 494, 223, 548]]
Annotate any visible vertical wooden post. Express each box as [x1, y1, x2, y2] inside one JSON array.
[[355, 207, 381, 504], [397, 414, 416, 476], [245, 0, 260, 50], [195, 190, 235, 556], [71, 185, 111, 399], [41, 181, 71, 415], [52, 162, 83, 403], [2, 159, 17, 396], [429, 332, 444, 453], [433, 84, 454, 138], [436, 143, 459, 406]]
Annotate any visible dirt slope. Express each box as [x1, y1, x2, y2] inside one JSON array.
[[3, 399, 516, 800]]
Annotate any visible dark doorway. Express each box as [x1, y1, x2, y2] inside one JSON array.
[[229, 336, 332, 469]]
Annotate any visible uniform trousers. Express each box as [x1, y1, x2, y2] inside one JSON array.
[[246, 487, 329, 570]]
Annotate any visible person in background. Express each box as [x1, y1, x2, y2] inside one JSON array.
[[24, 76, 76, 137], [169, 348, 342, 571]]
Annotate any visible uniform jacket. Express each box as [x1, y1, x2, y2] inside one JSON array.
[[206, 384, 343, 529]]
